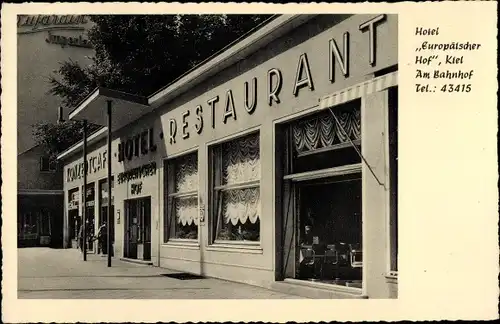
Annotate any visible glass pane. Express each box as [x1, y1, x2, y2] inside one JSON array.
[[174, 153, 198, 193], [296, 176, 362, 286], [221, 133, 260, 185], [216, 188, 260, 241], [291, 102, 361, 154], [173, 196, 198, 239]]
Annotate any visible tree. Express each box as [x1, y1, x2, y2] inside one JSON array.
[[34, 14, 274, 155], [32, 120, 101, 159]]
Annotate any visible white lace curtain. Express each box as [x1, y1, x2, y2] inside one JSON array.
[[219, 133, 261, 225], [175, 153, 198, 193], [222, 188, 261, 225], [175, 196, 198, 226], [170, 153, 199, 226], [292, 107, 361, 153], [222, 133, 261, 185]]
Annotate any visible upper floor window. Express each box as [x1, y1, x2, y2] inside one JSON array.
[[40, 156, 56, 172]]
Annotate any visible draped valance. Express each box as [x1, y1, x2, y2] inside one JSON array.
[[175, 196, 198, 226], [218, 133, 261, 225], [292, 107, 361, 154], [222, 187, 260, 225], [170, 152, 199, 226], [174, 153, 198, 193], [222, 133, 260, 185]]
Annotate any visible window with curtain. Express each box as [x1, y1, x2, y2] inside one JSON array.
[[280, 99, 363, 286], [165, 152, 199, 241], [289, 100, 362, 174], [211, 132, 261, 242]]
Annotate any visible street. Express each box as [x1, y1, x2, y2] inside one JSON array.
[[17, 247, 303, 299]]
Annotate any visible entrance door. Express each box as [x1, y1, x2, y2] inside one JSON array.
[[85, 206, 95, 252], [124, 197, 151, 260]]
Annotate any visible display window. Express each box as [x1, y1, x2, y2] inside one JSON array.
[[164, 152, 199, 241], [280, 99, 363, 287], [210, 132, 261, 243]]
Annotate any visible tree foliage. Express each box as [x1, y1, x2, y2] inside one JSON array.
[[32, 120, 101, 159], [34, 14, 274, 155]]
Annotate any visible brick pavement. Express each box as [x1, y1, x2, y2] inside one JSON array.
[[18, 247, 304, 299]]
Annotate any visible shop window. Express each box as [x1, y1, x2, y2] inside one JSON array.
[[211, 132, 261, 243], [68, 188, 80, 240], [19, 212, 39, 240], [39, 209, 52, 236], [289, 101, 361, 174], [99, 177, 115, 244], [281, 99, 363, 287], [164, 152, 199, 241], [388, 87, 398, 273], [40, 156, 56, 172]]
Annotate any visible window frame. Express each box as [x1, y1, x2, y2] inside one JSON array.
[[386, 86, 398, 276], [280, 100, 364, 290], [163, 149, 200, 244], [208, 129, 262, 247], [40, 156, 57, 172]]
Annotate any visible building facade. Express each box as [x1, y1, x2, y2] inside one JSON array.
[[58, 14, 398, 298], [17, 15, 94, 247]]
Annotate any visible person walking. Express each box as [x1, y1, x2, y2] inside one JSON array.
[[77, 223, 84, 252], [95, 222, 107, 254]]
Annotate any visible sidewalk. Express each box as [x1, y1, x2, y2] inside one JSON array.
[[18, 247, 304, 299]]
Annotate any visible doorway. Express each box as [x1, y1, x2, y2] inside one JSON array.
[[124, 197, 151, 260]]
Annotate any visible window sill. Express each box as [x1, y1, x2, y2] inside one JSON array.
[[283, 278, 365, 297], [385, 271, 398, 284], [207, 243, 263, 254], [163, 240, 200, 250]]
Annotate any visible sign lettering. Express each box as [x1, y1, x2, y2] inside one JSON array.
[[46, 32, 92, 48], [66, 151, 107, 183], [166, 14, 387, 145], [117, 162, 157, 185], [131, 182, 143, 195], [18, 15, 89, 30], [118, 128, 157, 162]]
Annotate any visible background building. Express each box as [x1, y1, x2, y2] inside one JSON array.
[[17, 15, 94, 247]]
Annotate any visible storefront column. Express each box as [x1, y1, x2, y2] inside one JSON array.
[[107, 100, 113, 267], [82, 119, 88, 261], [63, 190, 69, 248], [361, 90, 390, 298]]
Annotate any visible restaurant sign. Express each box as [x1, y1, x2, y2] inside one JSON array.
[[166, 14, 388, 146]]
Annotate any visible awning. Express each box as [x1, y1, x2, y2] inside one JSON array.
[[68, 87, 150, 132], [318, 71, 398, 110]]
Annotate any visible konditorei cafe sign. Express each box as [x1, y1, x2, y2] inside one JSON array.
[[166, 14, 390, 146], [66, 151, 107, 183]]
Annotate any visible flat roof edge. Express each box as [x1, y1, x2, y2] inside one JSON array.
[[69, 87, 149, 120], [56, 127, 107, 161], [148, 14, 317, 107]]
